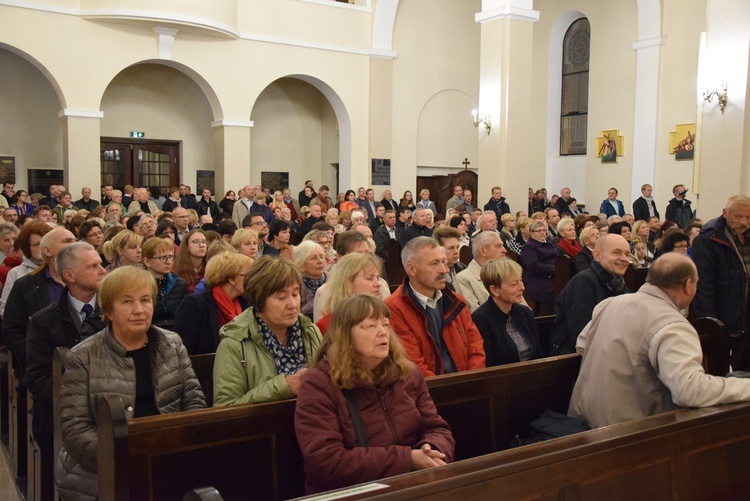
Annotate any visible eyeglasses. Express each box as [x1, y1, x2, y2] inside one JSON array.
[[673, 244, 689, 249], [251, 221, 267, 227], [150, 255, 175, 262], [532, 228, 547, 233], [189, 240, 207, 246]]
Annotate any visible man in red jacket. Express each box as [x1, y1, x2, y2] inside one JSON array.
[[385, 236, 485, 377]]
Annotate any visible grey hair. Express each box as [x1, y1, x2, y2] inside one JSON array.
[[293, 240, 326, 270], [0, 221, 20, 238], [471, 230, 500, 255], [401, 236, 439, 268], [55, 241, 96, 285]]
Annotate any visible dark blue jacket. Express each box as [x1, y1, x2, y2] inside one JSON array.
[[472, 300, 542, 366], [599, 199, 625, 218]]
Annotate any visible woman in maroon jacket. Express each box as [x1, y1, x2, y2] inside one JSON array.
[[294, 295, 454, 494]]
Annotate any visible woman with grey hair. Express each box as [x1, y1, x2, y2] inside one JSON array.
[[293, 240, 328, 319]]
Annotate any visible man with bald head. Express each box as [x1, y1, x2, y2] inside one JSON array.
[[549, 234, 631, 355], [74, 186, 99, 211], [172, 206, 191, 244], [570, 253, 750, 428]]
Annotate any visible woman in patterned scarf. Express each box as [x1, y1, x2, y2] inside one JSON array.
[[212, 256, 323, 406]]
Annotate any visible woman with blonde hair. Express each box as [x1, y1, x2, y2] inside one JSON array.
[[101, 229, 143, 272], [231, 228, 259, 259], [173, 229, 207, 293], [270, 190, 286, 212], [472, 259, 542, 366], [556, 217, 582, 259], [630, 219, 655, 258], [325, 208, 345, 234], [316, 253, 383, 334], [174, 251, 252, 355], [575, 225, 600, 272], [295, 294, 454, 494], [55, 267, 205, 500]]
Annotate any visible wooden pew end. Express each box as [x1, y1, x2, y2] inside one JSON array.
[[183, 486, 224, 501]]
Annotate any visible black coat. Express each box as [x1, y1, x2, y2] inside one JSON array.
[[153, 274, 188, 326], [632, 196, 659, 222], [549, 261, 629, 355], [173, 287, 249, 355], [26, 290, 104, 450], [162, 198, 181, 213], [692, 216, 748, 333], [665, 197, 694, 228], [574, 246, 594, 272], [3, 269, 52, 375], [472, 299, 542, 366], [374, 224, 400, 263], [484, 197, 511, 218], [398, 223, 433, 248], [197, 198, 220, 218], [380, 198, 399, 211]]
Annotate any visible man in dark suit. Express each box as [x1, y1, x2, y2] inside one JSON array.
[[632, 183, 660, 222], [369, 203, 385, 232], [3, 227, 77, 378], [374, 209, 401, 263], [399, 208, 433, 247], [362, 188, 378, 221], [26, 242, 106, 451]]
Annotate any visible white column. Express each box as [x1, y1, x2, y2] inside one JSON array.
[[211, 120, 253, 196], [59, 109, 103, 195]]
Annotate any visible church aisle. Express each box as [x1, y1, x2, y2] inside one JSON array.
[[0, 446, 23, 501]]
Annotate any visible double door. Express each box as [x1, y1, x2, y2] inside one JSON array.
[[100, 138, 180, 194]]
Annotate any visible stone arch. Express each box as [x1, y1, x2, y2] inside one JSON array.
[[417, 89, 478, 169], [0, 43, 66, 109], [372, 0, 400, 52]]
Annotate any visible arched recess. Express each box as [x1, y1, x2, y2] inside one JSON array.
[[99, 61, 218, 190], [544, 11, 588, 202], [417, 89, 478, 170], [250, 74, 351, 194], [372, 0, 400, 52], [0, 44, 65, 190]]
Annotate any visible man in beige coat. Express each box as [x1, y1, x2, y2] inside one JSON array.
[[569, 253, 750, 428]]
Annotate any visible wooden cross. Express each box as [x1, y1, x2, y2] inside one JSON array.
[[462, 158, 470, 170]]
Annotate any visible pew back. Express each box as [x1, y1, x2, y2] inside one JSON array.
[[95, 355, 581, 501]]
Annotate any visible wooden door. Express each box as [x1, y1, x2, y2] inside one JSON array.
[[101, 138, 180, 195], [417, 170, 478, 216]]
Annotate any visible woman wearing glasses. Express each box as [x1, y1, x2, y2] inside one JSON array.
[[142, 238, 187, 327], [174, 229, 207, 293]]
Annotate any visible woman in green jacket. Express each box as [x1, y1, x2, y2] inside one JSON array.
[[213, 256, 323, 406]]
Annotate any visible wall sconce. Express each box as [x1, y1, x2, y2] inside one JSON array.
[[703, 81, 728, 114], [472, 109, 491, 135]]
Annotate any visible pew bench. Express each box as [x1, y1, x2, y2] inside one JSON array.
[[93, 355, 581, 501], [300, 400, 750, 500]]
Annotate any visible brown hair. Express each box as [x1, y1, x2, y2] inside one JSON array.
[[243, 256, 302, 312]]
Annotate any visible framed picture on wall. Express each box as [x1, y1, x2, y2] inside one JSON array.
[[0, 157, 16, 184], [669, 124, 695, 160], [595, 130, 623, 164], [196, 170, 215, 195], [261, 172, 290, 193]]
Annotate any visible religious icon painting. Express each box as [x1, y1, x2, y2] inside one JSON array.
[[595, 130, 623, 164], [669, 124, 696, 160]]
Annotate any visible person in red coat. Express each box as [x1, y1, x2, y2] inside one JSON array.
[[295, 295, 454, 494], [385, 236, 486, 377]]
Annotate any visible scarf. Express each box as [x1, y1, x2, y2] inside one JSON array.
[[212, 286, 243, 329], [303, 275, 326, 296], [255, 311, 306, 376], [156, 276, 170, 313], [558, 238, 582, 258]]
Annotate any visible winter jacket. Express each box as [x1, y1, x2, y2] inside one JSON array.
[[173, 287, 249, 355], [26, 290, 105, 451], [196, 197, 220, 218], [665, 197, 694, 229], [152, 272, 188, 327], [385, 278, 485, 377], [55, 325, 206, 501], [0, 253, 22, 287], [519, 238, 557, 305], [632, 196, 660, 222], [599, 198, 625, 218], [295, 356, 455, 494], [472, 299, 542, 366], [549, 260, 629, 355], [398, 223, 433, 248], [484, 197, 511, 218], [212, 308, 322, 406], [692, 216, 748, 333], [126, 199, 160, 216]]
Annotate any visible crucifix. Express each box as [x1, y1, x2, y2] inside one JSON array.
[[462, 158, 470, 170]]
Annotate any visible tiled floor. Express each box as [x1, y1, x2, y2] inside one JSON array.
[[0, 446, 23, 501]]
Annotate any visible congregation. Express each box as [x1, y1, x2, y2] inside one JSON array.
[[2, 177, 750, 498]]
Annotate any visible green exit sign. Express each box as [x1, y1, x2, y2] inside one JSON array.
[[130, 131, 145, 138]]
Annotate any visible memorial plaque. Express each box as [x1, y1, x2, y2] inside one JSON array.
[[371, 158, 391, 186], [28, 169, 63, 195], [196, 170, 215, 195], [261, 171, 290, 192]]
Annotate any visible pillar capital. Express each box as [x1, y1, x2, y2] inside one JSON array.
[[476, 0, 539, 24]]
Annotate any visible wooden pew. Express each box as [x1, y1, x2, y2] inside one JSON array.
[[385, 239, 405, 288], [189, 353, 216, 407], [552, 254, 575, 298], [94, 355, 581, 501], [26, 392, 54, 501], [303, 401, 750, 500], [1, 344, 8, 440], [6, 351, 27, 486], [458, 245, 471, 266], [692, 317, 729, 376], [534, 315, 555, 358], [623, 265, 648, 292]]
